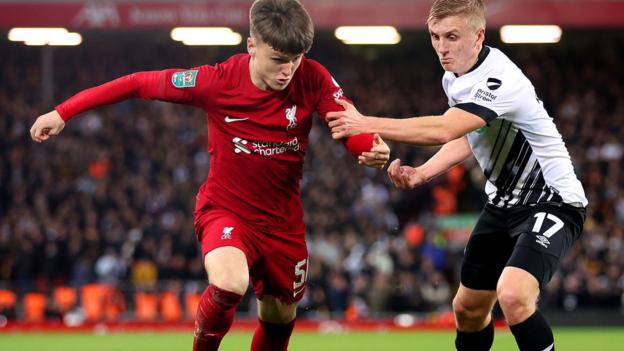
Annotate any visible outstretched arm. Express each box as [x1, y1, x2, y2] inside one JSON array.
[[327, 99, 485, 146], [30, 69, 202, 143], [55, 70, 196, 122], [387, 136, 473, 189]]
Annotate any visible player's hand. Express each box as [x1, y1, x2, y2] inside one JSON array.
[[327, 99, 368, 139], [387, 159, 427, 189], [359, 134, 390, 169], [30, 110, 65, 143]]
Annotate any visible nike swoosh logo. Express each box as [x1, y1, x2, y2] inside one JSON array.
[[542, 344, 554, 351], [225, 116, 249, 123]]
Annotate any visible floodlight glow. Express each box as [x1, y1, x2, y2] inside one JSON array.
[[8, 27, 82, 46], [500, 25, 562, 44], [26, 33, 82, 46], [334, 26, 401, 45], [171, 27, 242, 46], [9, 28, 67, 41]]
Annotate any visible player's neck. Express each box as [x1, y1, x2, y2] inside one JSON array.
[[456, 46, 484, 77], [248, 57, 269, 91]]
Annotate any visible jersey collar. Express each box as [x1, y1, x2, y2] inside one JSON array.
[[455, 45, 490, 77]]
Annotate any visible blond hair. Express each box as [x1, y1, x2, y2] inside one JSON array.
[[427, 0, 486, 30]]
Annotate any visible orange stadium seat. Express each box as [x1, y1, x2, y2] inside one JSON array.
[[185, 292, 201, 320], [432, 186, 457, 215], [104, 287, 126, 321], [81, 284, 105, 321], [447, 165, 466, 193], [135, 292, 158, 321], [0, 289, 17, 309], [23, 293, 46, 322], [53, 286, 77, 314], [160, 291, 182, 322]]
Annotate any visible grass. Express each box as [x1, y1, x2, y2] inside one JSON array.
[[1, 328, 623, 351]]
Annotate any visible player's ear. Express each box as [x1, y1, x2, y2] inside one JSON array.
[[475, 27, 485, 48], [247, 37, 256, 56]]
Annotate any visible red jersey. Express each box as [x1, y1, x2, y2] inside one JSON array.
[[56, 54, 373, 235]]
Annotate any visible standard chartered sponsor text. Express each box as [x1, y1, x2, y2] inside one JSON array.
[[252, 137, 300, 156]]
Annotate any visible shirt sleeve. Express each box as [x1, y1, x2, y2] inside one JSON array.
[[310, 61, 374, 157], [454, 74, 519, 124], [56, 66, 217, 121]]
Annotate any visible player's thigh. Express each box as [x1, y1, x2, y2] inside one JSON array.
[[195, 208, 253, 295], [506, 203, 586, 288], [461, 205, 514, 290], [204, 247, 249, 295], [250, 233, 308, 306], [257, 295, 297, 323]]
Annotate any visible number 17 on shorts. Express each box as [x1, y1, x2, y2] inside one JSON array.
[[531, 212, 564, 248]]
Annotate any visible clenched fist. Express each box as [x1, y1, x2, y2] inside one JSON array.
[[30, 110, 65, 143]]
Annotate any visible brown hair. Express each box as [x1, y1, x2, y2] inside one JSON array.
[[249, 0, 314, 55], [427, 0, 486, 30]]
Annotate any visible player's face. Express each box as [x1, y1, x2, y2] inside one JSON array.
[[248, 37, 303, 91], [428, 15, 485, 76]]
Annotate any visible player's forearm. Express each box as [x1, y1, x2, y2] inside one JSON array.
[[363, 115, 451, 146], [418, 136, 472, 182]]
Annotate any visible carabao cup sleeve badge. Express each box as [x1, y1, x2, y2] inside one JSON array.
[[172, 70, 198, 88]]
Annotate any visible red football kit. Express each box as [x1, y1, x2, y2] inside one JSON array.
[[56, 54, 373, 303]]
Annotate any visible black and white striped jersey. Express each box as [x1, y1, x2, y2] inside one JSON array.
[[442, 46, 587, 208]]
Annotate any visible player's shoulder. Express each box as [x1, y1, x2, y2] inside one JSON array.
[[301, 57, 328, 70], [191, 53, 248, 88], [290, 57, 336, 96], [196, 54, 246, 75], [463, 47, 530, 96], [481, 47, 525, 81], [298, 57, 333, 80]]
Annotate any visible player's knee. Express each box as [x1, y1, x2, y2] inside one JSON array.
[[259, 298, 297, 323], [452, 295, 488, 323], [496, 286, 535, 323], [210, 277, 248, 296], [265, 306, 296, 324]]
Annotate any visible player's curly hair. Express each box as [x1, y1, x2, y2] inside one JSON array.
[[250, 0, 314, 55], [427, 0, 486, 30]]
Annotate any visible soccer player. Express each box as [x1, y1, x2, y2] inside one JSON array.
[[29, 0, 389, 350], [326, 0, 586, 350]]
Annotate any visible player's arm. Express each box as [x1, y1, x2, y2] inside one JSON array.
[[31, 69, 204, 142], [309, 59, 389, 168], [326, 109, 390, 169], [327, 99, 486, 146], [388, 136, 473, 189]]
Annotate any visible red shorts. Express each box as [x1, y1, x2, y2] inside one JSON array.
[[194, 203, 308, 304]]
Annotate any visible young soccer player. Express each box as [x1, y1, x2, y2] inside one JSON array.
[[29, 1, 389, 350], [327, 0, 586, 350]]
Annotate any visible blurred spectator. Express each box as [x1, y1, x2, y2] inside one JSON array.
[[95, 247, 125, 284]]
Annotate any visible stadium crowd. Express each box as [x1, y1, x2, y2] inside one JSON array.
[[0, 30, 623, 321]]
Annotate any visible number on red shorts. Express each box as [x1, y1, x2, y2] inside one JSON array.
[[293, 258, 308, 297]]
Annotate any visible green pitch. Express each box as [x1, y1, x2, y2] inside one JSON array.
[[1, 328, 623, 351]]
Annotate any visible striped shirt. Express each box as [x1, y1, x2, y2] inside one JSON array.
[[442, 46, 587, 208]]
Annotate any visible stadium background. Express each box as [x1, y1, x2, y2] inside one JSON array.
[[0, 0, 623, 350]]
